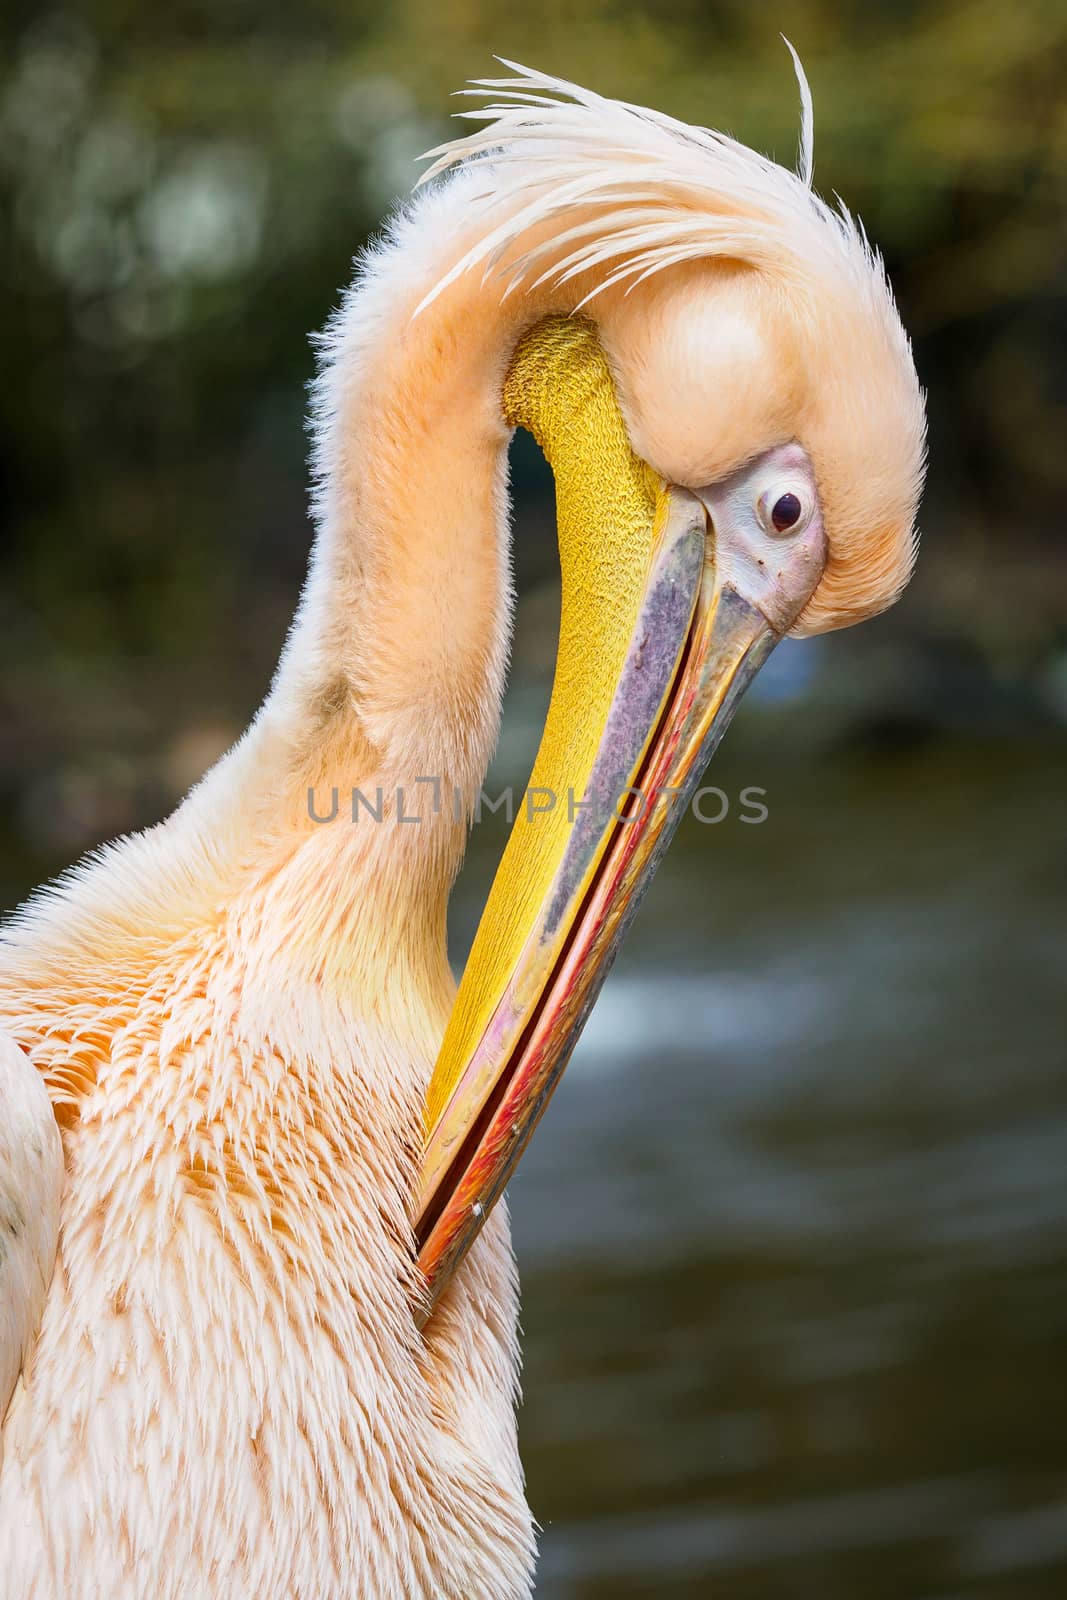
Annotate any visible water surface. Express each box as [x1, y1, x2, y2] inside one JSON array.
[[453, 731, 1066, 1598]]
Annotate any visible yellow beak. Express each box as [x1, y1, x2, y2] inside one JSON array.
[[413, 315, 826, 1319]]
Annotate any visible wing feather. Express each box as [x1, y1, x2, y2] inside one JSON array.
[[0, 1030, 62, 1422]]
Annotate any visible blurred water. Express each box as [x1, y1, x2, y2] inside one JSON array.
[[453, 734, 1067, 1598]]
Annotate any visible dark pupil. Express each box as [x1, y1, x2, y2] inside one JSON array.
[[771, 492, 802, 532]]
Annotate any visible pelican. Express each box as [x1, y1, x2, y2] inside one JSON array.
[[0, 56, 924, 1600]]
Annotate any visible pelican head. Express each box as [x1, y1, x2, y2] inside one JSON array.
[[391, 59, 926, 1307]]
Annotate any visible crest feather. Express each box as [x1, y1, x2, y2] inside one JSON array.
[[412, 51, 874, 320]]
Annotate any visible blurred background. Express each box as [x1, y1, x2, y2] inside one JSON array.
[[1, 1, 1065, 1594]]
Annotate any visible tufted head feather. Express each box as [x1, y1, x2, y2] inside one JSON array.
[[415, 54, 926, 634]]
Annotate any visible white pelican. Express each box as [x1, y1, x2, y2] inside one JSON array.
[[0, 56, 924, 1600]]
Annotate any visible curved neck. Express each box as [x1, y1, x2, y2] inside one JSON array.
[[167, 184, 662, 1002]]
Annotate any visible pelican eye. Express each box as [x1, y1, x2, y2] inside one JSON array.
[[771, 492, 802, 531], [756, 484, 810, 538]]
